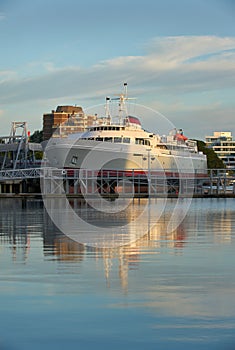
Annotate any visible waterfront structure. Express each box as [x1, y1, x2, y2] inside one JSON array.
[[0, 122, 42, 170], [0, 166, 235, 197], [45, 85, 207, 178], [43, 105, 99, 140], [205, 132, 235, 169]]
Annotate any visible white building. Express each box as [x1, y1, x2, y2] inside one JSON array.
[[205, 132, 235, 169]]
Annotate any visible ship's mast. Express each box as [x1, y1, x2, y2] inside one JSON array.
[[118, 83, 128, 124], [105, 96, 111, 122], [105, 83, 134, 125], [124, 82, 127, 97]]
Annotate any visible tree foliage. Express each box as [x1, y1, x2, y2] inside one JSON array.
[[195, 140, 225, 169], [29, 130, 43, 143], [29, 130, 43, 159]]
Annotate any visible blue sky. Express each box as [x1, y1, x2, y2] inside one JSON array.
[[0, 0, 235, 139]]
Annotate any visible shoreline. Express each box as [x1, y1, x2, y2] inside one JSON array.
[[1, 193, 235, 199]]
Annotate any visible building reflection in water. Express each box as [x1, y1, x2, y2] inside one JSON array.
[[0, 198, 43, 262]]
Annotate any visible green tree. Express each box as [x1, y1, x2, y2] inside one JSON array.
[[29, 130, 43, 159], [195, 140, 225, 169], [29, 130, 43, 143]]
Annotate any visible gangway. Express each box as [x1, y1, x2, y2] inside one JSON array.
[[0, 122, 42, 170]]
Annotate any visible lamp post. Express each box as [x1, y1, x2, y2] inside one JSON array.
[[143, 149, 155, 197], [147, 149, 151, 197]]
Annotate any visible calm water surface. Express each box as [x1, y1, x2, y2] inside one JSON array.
[[0, 198, 235, 350]]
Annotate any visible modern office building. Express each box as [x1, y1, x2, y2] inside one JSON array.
[[43, 105, 99, 140], [205, 131, 235, 169]]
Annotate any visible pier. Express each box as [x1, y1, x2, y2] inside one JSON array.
[[0, 167, 235, 198], [1, 121, 234, 198]]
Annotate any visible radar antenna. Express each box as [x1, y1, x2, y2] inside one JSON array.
[[105, 83, 136, 124]]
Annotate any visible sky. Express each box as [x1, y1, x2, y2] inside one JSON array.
[[0, 0, 235, 139]]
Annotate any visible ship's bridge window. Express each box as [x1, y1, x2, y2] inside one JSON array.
[[107, 126, 116, 130], [114, 137, 122, 143], [111, 127, 120, 131], [104, 137, 112, 142], [123, 137, 130, 143]]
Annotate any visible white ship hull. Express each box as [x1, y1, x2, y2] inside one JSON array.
[[45, 138, 207, 177]]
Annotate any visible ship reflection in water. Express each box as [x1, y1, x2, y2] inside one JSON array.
[[43, 198, 189, 290], [0, 198, 234, 290], [1, 198, 235, 350]]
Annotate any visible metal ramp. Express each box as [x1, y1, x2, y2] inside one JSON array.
[[0, 122, 42, 170]]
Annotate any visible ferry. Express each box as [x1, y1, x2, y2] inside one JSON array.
[[44, 84, 207, 179]]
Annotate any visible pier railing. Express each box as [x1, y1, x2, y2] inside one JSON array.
[[0, 168, 42, 179], [0, 167, 235, 196]]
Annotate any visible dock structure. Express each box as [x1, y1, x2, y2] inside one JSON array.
[[0, 122, 42, 170], [1, 121, 234, 198], [0, 167, 235, 198]]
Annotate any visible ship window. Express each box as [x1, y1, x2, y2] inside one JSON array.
[[114, 137, 122, 143], [157, 144, 167, 149], [96, 137, 103, 141], [71, 156, 78, 165], [135, 138, 144, 145], [104, 137, 112, 142], [123, 137, 130, 143], [144, 140, 150, 146]]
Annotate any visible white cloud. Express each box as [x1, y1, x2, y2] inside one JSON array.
[[0, 70, 17, 83], [0, 35, 235, 137], [1, 35, 235, 104], [147, 35, 235, 63]]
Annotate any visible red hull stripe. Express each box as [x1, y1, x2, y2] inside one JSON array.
[[64, 168, 208, 178]]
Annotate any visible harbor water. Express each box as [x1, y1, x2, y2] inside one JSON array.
[[0, 197, 235, 350]]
